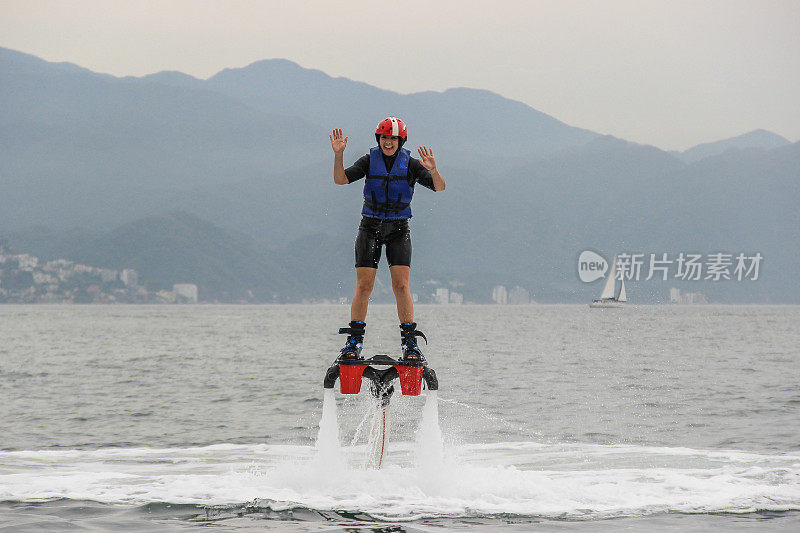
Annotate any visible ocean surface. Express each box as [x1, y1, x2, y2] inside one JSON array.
[[1, 304, 799, 532]]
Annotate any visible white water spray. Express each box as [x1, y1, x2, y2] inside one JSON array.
[[315, 389, 341, 464], [349, 400, 374, 447], [415, 390, 444, 470]]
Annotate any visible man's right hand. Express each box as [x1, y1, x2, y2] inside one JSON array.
[[330, 128, 348, 153]]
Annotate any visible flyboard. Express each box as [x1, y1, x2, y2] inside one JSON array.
[[323, 354, 438, 468]]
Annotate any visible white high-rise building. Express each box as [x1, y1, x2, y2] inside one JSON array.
[[434, 287, 449, 305], [121, 269, 138, 288], [492, 285, 508, 305]]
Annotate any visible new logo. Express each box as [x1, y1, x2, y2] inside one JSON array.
[[578, 250, 608, 283]]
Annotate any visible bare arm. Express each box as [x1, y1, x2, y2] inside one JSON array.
[[330, 129, 349, 185], [430, 167, 446, 192], [418, 146, 446, 191]]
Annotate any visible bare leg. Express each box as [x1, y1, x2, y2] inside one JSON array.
[[390, 265, 414, 323], [350, 267, 377, 321]]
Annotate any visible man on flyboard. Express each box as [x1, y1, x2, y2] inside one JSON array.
[[331, 117, 446, 363]]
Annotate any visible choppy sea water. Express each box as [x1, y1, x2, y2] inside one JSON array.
[[1, 304, 799, 532]]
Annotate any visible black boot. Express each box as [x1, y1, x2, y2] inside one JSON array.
[[400, 322, 427, 362], [338, 320, 366, 361]]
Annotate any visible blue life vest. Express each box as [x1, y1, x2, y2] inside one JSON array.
[[362, 147, 414, 219]]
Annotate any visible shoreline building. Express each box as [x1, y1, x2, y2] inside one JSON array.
[[669, 287, 708, 304], [492, 285, 508, 305], [173, 283, 199, 303]]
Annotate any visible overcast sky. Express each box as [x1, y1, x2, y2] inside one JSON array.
[[2, 0, 798, 150]]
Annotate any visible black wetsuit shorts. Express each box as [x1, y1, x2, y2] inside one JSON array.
[[354, 216, 412, 268]]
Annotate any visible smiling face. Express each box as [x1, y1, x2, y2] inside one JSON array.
[[379, 135, 400, 156]]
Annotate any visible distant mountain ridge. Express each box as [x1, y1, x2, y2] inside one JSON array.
[[677, 129, 791, 163], [203, 58, 600, 167], [0, 46, 601, 233], [1, 46, 798, 303]]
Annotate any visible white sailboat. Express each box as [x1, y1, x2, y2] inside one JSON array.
[[589, 255, 627, 308]]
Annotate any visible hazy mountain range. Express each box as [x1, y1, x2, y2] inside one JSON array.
[[1, 46, 797, 303]]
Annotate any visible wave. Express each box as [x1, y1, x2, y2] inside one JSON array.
[[2, 441, 800, 521]]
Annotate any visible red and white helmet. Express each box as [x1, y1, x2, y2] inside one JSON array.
[[375, 116, 407, 146]]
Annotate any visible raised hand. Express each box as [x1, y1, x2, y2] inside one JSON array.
[[417, 146, 436, 171], [330, 128, 348, 153]]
